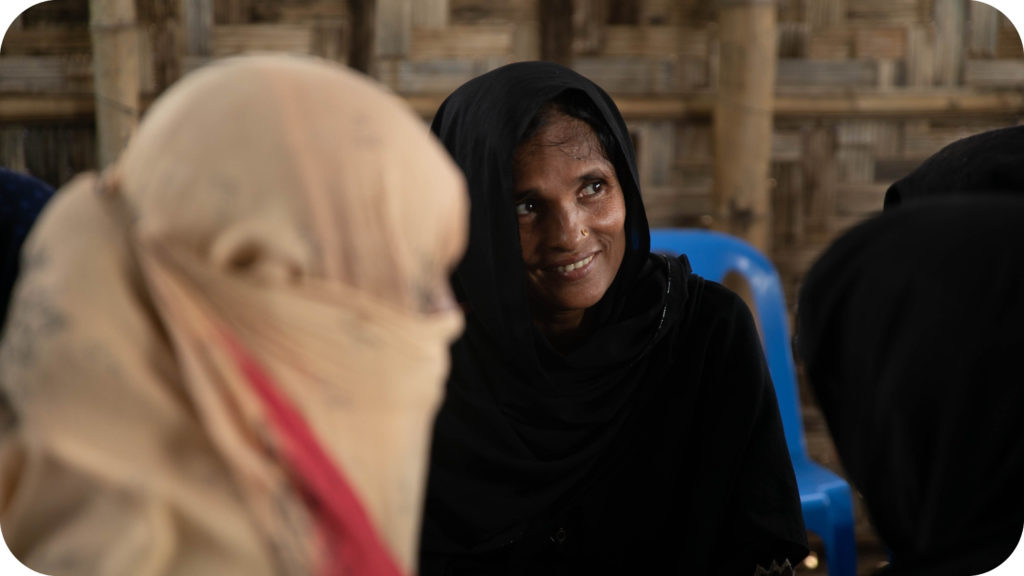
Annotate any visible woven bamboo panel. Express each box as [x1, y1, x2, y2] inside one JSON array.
[[211, 24, 316, 57], [854, 27, 906, 60], [807, 28, 853, 60], [847, 0, 921, 23], [0, 55, 94, 93], [631, 119, 676, 188], [771, 130, 804, 162], [777, 59, 878, 88], [409, 24, 515, 60], [573, 56, 678, 94], [9, 0, 88, 26], [450, 0, 536, 24], [0, 123, 95, 187], [263, 0, 348, 23], [777, 21, 808, 58], [600, 26, 709, 58], [998, 22, 1023, 57], [802, 0, 845, 28], [964, 59, 1024, 87], [0, 26, 91, 55], [2, 0, 1023, 333]]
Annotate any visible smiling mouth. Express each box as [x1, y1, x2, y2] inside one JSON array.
[[554, 254, 595, 274]]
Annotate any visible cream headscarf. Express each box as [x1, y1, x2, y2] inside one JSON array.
[[0, 54, 466, 576]]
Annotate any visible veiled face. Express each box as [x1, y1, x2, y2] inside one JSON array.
[[512, 112, 627, 330]]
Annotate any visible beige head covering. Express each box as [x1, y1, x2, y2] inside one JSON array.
[[0, 54, 466, 576]]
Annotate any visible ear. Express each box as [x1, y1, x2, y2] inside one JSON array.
[[208, 220, 311, 285]]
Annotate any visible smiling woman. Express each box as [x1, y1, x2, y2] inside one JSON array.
[[420, 61, 808, 576]]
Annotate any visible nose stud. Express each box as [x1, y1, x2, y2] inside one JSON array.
[[580, 228, 589, 238]]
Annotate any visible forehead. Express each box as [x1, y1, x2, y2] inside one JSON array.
[[513, 114, 612, 183], [517, 113, 602, 158]]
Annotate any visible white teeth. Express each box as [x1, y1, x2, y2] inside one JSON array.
[[555, 254, 595, 273]]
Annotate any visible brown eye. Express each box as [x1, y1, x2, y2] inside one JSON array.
[[515, 200, 536, 216]]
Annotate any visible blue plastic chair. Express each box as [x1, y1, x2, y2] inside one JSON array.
[[650, 228, 857, 576]]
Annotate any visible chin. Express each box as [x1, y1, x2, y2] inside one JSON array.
[[547, 289, 606, 314]]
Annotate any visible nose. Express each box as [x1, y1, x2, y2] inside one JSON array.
[[544, 201, 585, 252]]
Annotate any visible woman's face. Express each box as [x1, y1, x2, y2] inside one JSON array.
[[512, 112, 627, 329]]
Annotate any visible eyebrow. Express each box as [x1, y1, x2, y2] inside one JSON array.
[[576, 168, 612, 184], [511, 165, 615, 198]]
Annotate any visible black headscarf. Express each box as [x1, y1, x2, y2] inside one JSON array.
[[798, 196, 1024, 575], [421, 61, 806, 574], [884, 125, 1024, 209], [0, 168, 54, 332]]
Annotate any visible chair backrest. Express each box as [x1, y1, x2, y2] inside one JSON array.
[[649, 228, 808, 461]]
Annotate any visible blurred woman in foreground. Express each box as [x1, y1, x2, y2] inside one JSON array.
[[0, 54, 467, 576]]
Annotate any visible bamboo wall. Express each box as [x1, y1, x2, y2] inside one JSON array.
[[3, 1, 1021, 562], [2, 0, 1023, 310]]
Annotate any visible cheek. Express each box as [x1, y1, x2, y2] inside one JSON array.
[[596, 194, 627, 247], [517, 222, 537, 263]]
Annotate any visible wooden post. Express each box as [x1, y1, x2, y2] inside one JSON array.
[[376, 0, 412, 58], [969, 1, 999, 58], [348, 0, 376, 74], [540, 0, 573, 65], [90, 0, 140, 168], [933, 0, 966, 87], [713, 0, 777, 252], [183, 0, 213, 58]]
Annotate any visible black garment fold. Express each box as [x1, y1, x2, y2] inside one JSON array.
[[884, 125, 1024, 209], [798, 196, 1024, 575]]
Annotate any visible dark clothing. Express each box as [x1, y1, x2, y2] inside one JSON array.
[[0, 168, 54, 332], [884, 125, 1024, 209], [421, 61, 807, 575], [798, 196, 1024, 575]]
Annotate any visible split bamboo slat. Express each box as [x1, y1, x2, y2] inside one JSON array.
[[89, 0, 139, 168], [715, 0, 777, 251]]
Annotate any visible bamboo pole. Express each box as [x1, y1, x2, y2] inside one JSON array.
[[89, 0, 140, 169], [934, 0, 966, 87], [376, 0, 411, 58], [348, 0, 376, 74], [712, 0, 777, 252], [540, 0, 573, 65], [183, 0, 214, 58]]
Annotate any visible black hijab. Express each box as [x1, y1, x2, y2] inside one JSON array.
[[884, 125, 1024, 208], [798, 196, 1024, 575], [422, 62, 806, 574]]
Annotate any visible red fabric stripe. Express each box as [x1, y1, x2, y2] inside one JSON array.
[[218, 329, 405, 576]]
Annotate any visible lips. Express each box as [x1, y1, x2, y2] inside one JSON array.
[[537, 252, 599, 281], [554, 254, 595, 273]]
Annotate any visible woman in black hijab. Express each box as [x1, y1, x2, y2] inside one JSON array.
[[420, 61, 807, 575]]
